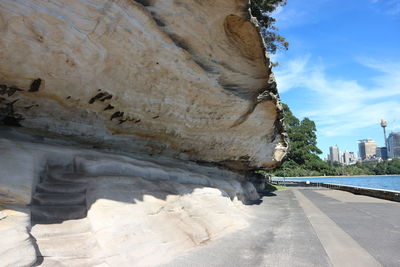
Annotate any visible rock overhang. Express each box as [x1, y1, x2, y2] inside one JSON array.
[[0, 0, 288, 171]]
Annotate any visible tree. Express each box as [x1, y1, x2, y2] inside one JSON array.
[[269, 104, 333, 177], [249, 0, 289, 54], [282, 104, 322, 165], [386, 159, 400, 174]]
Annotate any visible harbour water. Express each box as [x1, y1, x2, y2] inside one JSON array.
[[273, 175, 400, 192]]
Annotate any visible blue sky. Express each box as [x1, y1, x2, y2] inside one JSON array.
[[271, 0, 400, 158]]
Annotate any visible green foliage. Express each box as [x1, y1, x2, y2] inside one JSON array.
[[249, 0, 289, 54], [366, 159, 400, 175], [268, 104, 329, 177], [262, 104, 400, 177], [264, 183, 286, 192], [282, 104, 322, 165]]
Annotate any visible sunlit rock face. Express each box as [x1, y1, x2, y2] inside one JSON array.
[[0, 0, 287, 170]]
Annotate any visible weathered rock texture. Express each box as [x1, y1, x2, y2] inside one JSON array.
[[0, 0, 287, 170], [0, 1, 288, 265], [0, 134, 255, 266]]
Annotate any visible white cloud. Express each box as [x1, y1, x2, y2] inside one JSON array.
[[274, 56, 400, 137], [272, 55, 311, 93], [273, 7, 310, 29], [371, 0, 400, 15]]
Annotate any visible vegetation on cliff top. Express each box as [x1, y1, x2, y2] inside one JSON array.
[[249, 0, 289, 54]]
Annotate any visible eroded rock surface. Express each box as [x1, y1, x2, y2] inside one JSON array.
[[0, 134, 257, 266], [0, 0, 287, 170], [0, 0, 287, 265]]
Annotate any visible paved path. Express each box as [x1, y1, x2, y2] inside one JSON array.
[[161, 188, 400, 267]]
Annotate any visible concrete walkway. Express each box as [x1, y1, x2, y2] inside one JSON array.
[[161, 188, 400, 267]]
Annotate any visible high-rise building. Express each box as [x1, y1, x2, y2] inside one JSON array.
[[358, 139, 377, 160], [387, 132, 400, 159], [329, 145, 340, 163], [342, 151, 358, 165], [342, 151, 349, 165], [349, 152, 358, 164], [376, 147, 388, 160]]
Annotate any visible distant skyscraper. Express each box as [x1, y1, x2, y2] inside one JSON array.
[[380, 119, 388, 148], [376, 147, 388, 160], [349, 152, 358, 164], [329, 145, 340, 163], [342, 151, 358, 165], [326, 154, 331, 162], [342, 151, 348, 165], [387, 132, 400, 159], [358, 139, 377, 160]]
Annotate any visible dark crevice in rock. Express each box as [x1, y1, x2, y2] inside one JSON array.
[[110, 111, 124, 120], [218, 79, 256, 100], [0, 99, 24, 127], [89, 91, 112, 104], [118, 118, 128, 124], [104, 104, 114, 111], [167, 33, 191, 52], [153, 16, 166, 27], [0, 85, 6, 95], [24, 105, 35, 110], [2, 116, 23, 127], [29, 232, 43, 266], [29, 79, 42, 92], [219, 82, 241, 92], [1, 84, 24, 96], [134, 0, 153, 7], [89, 92, 105, 104], [8, 86, 24, 96], [193, 58, 219, 74]]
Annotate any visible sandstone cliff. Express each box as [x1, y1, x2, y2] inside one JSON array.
[[0, 0, 287, 170], [0, 0, 287, 265]]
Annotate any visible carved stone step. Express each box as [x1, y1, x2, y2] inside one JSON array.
[[32, 193, 86, 206], [46, 173, 89, 184], [31, 205, 87, 224], [36, 182, 86, 194]]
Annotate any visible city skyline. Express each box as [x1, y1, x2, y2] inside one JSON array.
[[323, 120, 398, 160], [271, 0, 400, 157], [326, 128, 400, 162]]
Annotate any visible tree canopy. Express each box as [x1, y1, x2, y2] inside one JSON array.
[[282, 104, 322, 165], [249, 0, 289, 54], [273, 104, 330, 177]]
